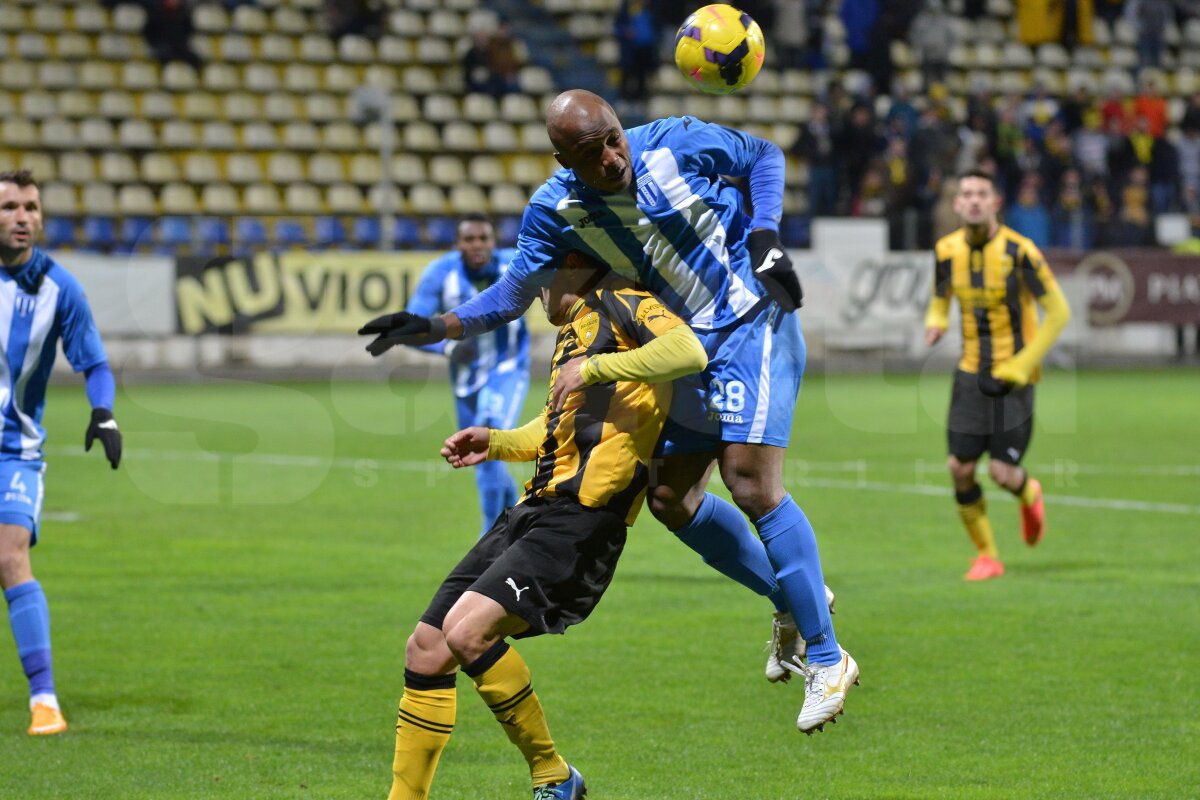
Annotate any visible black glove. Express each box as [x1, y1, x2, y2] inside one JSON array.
[[748, 229, 803, 312], [85, 408, 122, 470], [977, 371, 1013, 398], [357, 312, 448, 356], [445, 338, 478, 366]]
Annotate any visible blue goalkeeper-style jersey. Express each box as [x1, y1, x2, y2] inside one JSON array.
[[454, 116, 785, 335], [0, 249, 108, 461], [407, 247, 530, 398]]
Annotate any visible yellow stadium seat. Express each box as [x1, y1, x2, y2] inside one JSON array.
[[1, 118, 37, 148], [245, 64, 281, 94], [244, 183, 283, 214], [117, 118, 156, 149], [0, 6, 24, 34], [141, 153, 180, 184], [139, 92, 176, 121], [387, 10, 425, 37], [16, 32, 50, 60], [415, 37, 453, 65], [499, 93, 538, 123], [82, 184, 117, 216], [390, 94, 419, 120], [326, 184, 364, 214], [222, 153, 260, 184], [21, 152, 57, 183], [161, 120, 198, 148], [97, 32, 136, 61], [388, 154, 426, 185], [308, 154, 346, 185], [423, 94, 460, 124], [282, 121, 320, 150], [220, 34, 255, 63], [518, 122, 553, 154], [1, 62, 35, 91], [339, 34, 375, 64], [402, 66, 438, 94], [324, 64, 360, 93], [42, 184, 79, 216], [201, 183, 241, 215], [31, 6, 66, 33], [285, 183, 323, 214]]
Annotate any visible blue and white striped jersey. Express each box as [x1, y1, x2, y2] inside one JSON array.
[[453, 117, 785, 336], [406, 247, 530, 398], [0, 250, 107, 460]]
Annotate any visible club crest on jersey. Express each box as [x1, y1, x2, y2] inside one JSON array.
[[636, 173, 663, 207], [14, 293, 35, 318], [572, 311, 599, 346]]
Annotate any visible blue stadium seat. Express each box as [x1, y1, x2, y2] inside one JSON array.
[[155, 216, 193, 249], [314, 216, 346, 246], [352, 216, 381, 247], [196, 217, 231, 248], [118, 216, 153, 252], [235, 218, 269, 255], [781, 216, 811, 248], [81, 217, 116, 251], [394, 217, 421, 248], [43, 218, 76, 249], [425, 216, 457, 247], [496, 215, 521, 246], [274, 219, 308, 246]]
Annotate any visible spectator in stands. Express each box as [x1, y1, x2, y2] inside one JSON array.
[[883, 137, 916, 245], [1051, 169, 1095, 249], [994, 97, 1025, 181], [771, 0, 808, 68], [1057, 83, 1095, 134], [1147, 125, 1179, 213], [1088, 175, 1117, 245], [1181, 91, 1200, 132], [885, 84, 920, 141], [931, 170, 961, 241], [1117, 166, 1153, 244], [851, 168, 888, 218], [1073, 109, 1111, 178], [791, 104, 839, 217], [143, 0, 202, 71], [1096, 0, 1126, 25], [1105, 114, 1134, 177], [955, 114, 991, 176], [1100, 85, 1134, 133], [838, 103, 885, 213], [1012, 135, 1044, 194], [1176, 123, 1200, 214], [1133, 78, 1168, 138], [1133, 0, 1173, 69], [910, 106, 958, 188], [1020, 83, 1061, 143], [464, 30, 498, 96], [614, 0, 663, 107], [1005, 175, 1053, 247], [485, 23, 522, 97], [1040, 120, 1076, 198], [909, 0, 955, 88], [324, 0, 384, 41]]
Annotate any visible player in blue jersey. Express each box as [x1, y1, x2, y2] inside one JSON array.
[[361, 91, 857, 733], [0, 170, 122, 736], [406, 214, 530, 536]]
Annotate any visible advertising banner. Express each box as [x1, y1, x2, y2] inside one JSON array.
[[1049, 249, 1200, 326]]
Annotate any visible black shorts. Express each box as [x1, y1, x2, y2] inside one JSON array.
[[420, 496, 628, 638], [946, 369, 1035, 465]]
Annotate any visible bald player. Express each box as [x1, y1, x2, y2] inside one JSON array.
[[361, 91, 857, 734]]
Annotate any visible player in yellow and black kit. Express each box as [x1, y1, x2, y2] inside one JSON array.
[[378, 252, 706, 800], [925, 170, 1071, 581]]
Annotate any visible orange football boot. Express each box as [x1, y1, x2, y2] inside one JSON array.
[[1021, 478, 1045, 547], [964, 554, 1005, 581], [28, 703, 67, 736]]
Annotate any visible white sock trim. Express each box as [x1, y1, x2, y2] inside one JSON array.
[[30, 693, 59, 710]]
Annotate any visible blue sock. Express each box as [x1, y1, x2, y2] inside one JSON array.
[[754, 495, 840, 665], [5, 580, 55, 698], [674, 493, 787, 612], [476, 460, 517, 537]]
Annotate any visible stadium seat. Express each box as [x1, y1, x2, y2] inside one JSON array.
[[232, 217, 268, 251], [39, 118, 77, 150], [117, 119, 156, 149], [314, 216, 346, 246], [425, 216, 457, 246], [272, 7, 308, 35], [232, 5, 268, 34], [482, 121, 518, 152], [264, 94, 299, 123], [223, 153, 261, 185], [162, 62, 199, 92], [282, 122, 320, 150], [423, 94, 461, 124], [116, 215, 152, 251], [57, 91, 95, 119], [402, 122, 440, 152], [326, 184, 364, 214], [245, 64, 281, 93], [195, 215, 232, 252], [220, 34, 255, 63], [161, 119, 199, 149], [467, 156, 505, 186], [182, 93, 220, 121], [161, 183, 200, 215], [388, 10, 425, 37], [155, 216, 193, 249], [285, 183, 322, 214], [499, 93, 538, 123], [120, 61, 157, 91], [80, 183, 116, 215], [309, 154, 347, 185], [394, 217, 421, 247], [449, 184, 487, 213], [323, 122, 362, 151], [20, 153, 56, 183], [139, 92, 176, 121], [305, 94, 342, 123], [16, 32, 50, 60], [80, 118, 116, 149], [324, 64, 360, 94], [284, 64, 320, 94], [260, 35, 296, 64], [352, 216, 382, 247], [274, 219, 308, 247], [245, 183, 283, 214], [267, 153, 305, 183], [38, 63, 77, 92], [488, 184, 526, 215], [409, 184, 447, 215], [430, 156, 467, 186], [58, 152, 96, 184], [519, 123, 554, 153], [300, 35, 336, 63], [0, 62, 35, 92], [43, 218, 76, 249], [201, 184, 241, 216], [202, 63, 239, 93], [495, 215, 521, 246], [73, 5, 109, 34], [338, 35, 375, 64], [244, 123, 280, 151], [99, 152, 138, 183], [116, 185, 156, 217], [349, 153, 382, 185], [388, 154, 426, 185], [98, 32, 138, 62], [378, 36, 413, 65], [415, 37, 453, 66], [81, 217, 117, 251], [402, 66, 438, 95]]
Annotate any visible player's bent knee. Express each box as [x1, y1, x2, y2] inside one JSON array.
[[728, 482, 783, 522], [646, 485, 694, 530], [987, 460, 1017, 487], [405, 623, 456, 675], [947, 456, 976, 482]]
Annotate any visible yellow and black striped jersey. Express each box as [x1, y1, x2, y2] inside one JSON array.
[[932, 225, 1061, 378], [525, 285, 683, 525]]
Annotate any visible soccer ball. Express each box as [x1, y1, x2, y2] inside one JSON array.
[[674, 4, 765, 95]]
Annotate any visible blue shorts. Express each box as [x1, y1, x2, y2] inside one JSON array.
[[658, 302, 805, 455], [0, 460, 46, 544], [456, 369, 530, 430]]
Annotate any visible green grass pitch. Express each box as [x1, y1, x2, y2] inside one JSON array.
[[0, 369, 1196, 799]]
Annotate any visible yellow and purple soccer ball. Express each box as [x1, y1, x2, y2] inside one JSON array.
[[674, 4, 766, 95]]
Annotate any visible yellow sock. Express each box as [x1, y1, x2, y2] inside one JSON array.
[[465, 641, 569, 787], [956, 485, 998, 558], [388, 670, 457, 800], [1017, 475, 1040, 506]]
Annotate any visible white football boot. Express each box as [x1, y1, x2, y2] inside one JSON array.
[[783, 648, 860, 734], [764, 585, 836, 682]]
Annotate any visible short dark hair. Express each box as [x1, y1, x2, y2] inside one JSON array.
[[458, 212, 492, 228], [957, 168, 996, 186], [0, 169, 38, 189]]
